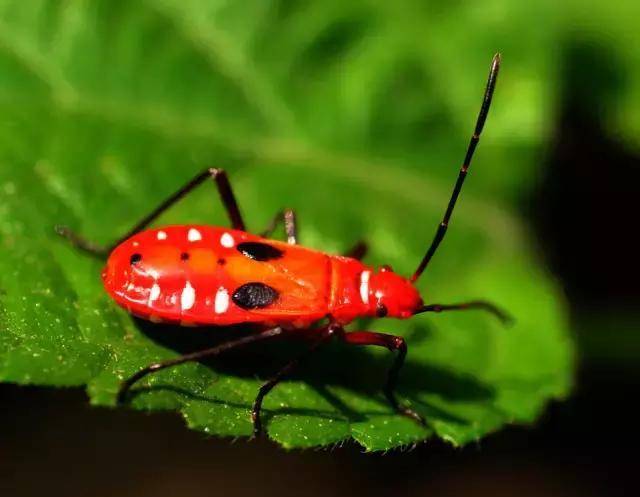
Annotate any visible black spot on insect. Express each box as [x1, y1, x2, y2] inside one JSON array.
[[232, 282, 279, 309], [237, 242, 283, 262], [180, 252, 190, 261], [217, 258, 226, 266], [130, 253, 142, 265]]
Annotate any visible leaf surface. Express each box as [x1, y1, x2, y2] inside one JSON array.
[[0, 0, 573, 450]]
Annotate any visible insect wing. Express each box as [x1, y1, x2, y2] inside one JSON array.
[[221, 237, 330, 321]]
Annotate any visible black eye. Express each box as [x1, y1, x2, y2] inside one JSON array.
[[180, 252, 190, 261], [237, 242, 284, 261], [130, 253, 142, 265], [232, 282, 279, 309], [376, 303, 388, 318]]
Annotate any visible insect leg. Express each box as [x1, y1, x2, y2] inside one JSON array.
[[114, 167, 246, 238], [259, 208, 297, 244], [251, 323, 341, 438], [54, 225, 110, 257], [116, 326, 285, 406], [344, 241, 368, 260], [56, 167, 245, 255], [416, 300, 513, 325], [342, 331, 425, 426]]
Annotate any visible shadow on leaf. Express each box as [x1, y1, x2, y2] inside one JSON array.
[[131, 318, 494, 427]]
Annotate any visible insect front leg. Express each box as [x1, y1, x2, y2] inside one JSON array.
[[117, 326, 285, 406], [251, 323, 341, 438], [259, 208, 297, 244], [56, 167, 245, 256], [341, 331, 425, 426]]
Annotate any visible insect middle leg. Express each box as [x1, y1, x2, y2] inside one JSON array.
[[251, 323, 340, 437], [56, 167, 245, 257], [341, 331, 425, 425], [259, 208, 297, 244]]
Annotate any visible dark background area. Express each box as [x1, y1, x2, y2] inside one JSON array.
[[2, 38, 639, 497]]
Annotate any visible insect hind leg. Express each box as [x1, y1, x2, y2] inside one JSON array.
[[56, 167, 246, 256], [117, 326, 285, 405], [55, 225, 108, 258]]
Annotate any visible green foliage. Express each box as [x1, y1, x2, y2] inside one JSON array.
[[0, 0, 575, 450], [557, 0, 640, 148]]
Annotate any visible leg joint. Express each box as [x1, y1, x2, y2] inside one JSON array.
[[326, 323, 344, 339], [391, 335, 406, 352]]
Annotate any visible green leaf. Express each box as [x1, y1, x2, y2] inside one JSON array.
[[0, 0, 573, 451]]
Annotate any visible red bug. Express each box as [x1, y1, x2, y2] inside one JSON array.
[[57, 54, 507, 437]]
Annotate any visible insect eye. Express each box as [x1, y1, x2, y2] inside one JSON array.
[[237, 242, 284, 261], [376, 303, 388, 318], [130, 253, 142, 265]]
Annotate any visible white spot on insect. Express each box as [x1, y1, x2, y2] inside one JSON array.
[[157, 230, 167, 240], [180, 281, 195, 310], [187, 228, 202, 242], [220, 232, 234, 248], [214, 287, 229, 314], [132, 241, 139, 247], [359, 270, 370, 305], [148, 283, 161, 303], [146, 268, 160, 280]]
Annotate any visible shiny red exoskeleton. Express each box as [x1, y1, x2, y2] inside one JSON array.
[[57, 55, 506, 438], [103, 225, 422, 328]]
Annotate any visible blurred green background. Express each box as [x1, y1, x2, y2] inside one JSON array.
[[0, 0, 638, 495]]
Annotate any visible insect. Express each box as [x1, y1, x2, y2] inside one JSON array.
[[57, 54, 507, 438]]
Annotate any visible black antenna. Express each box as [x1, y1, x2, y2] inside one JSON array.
[[411, 53, 501, 282]]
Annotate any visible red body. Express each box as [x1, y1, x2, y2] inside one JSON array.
[[102, 225, 423, 328]]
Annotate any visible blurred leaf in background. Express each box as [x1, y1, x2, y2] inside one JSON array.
[[558, 0, 640, 148], [0, 0, 595, 451]]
